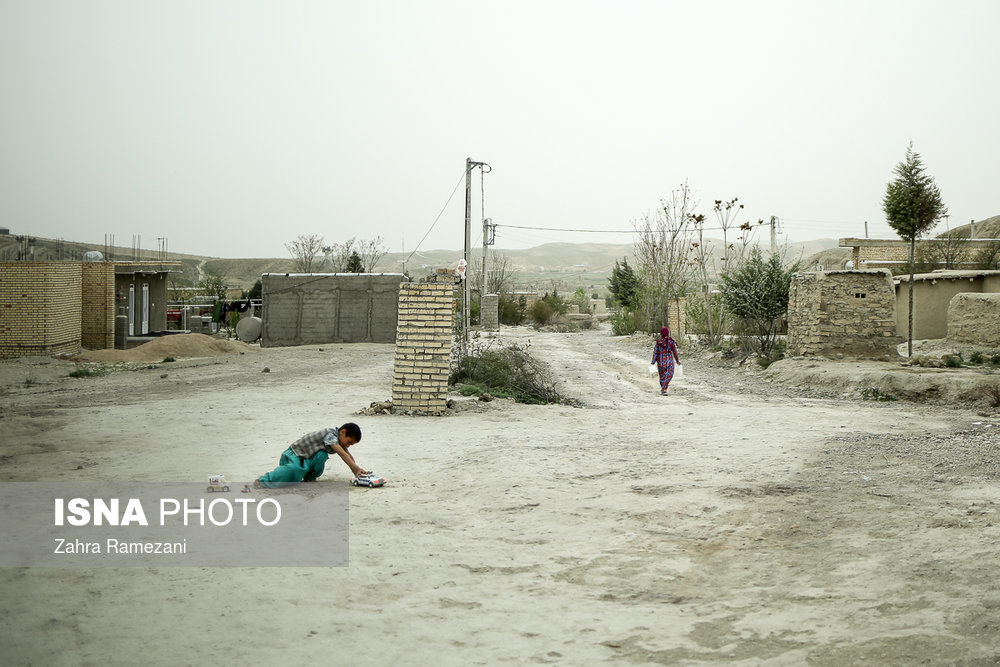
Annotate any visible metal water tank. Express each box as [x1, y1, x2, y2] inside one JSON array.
[[236, 316, 263, 343]]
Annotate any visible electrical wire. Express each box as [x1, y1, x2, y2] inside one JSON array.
[[404, 168, 467, 265], [495, 221, 773, 235]]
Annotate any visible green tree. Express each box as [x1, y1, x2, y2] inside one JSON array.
[[243, 279, 262, 300], [883, 143, 947, 356], [498, 294, 525, 325], [718, 247, 798, 356], [568, 287, 591, 314], [198, 271, 229, 301], [609, 258, 640, 309], [345, 250, 364, 273]]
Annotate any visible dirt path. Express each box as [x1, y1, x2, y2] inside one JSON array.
[[1, 326, 998, 665]]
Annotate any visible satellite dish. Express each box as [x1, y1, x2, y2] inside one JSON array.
[[82, 250, 104, 262]]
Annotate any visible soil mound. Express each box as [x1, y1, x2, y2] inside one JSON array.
[[73, 334, 257, 362]]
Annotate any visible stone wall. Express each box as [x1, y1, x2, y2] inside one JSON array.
[[260, 273, 406, 347], [0, 262, 82, 358], [391, 270, 457, 415], [81, 262, 115, 350], [787, 269, 899, 357], [947, 293, 1000, 346]]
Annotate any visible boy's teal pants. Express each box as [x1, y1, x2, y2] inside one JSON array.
[[257, 447, 329, 487]]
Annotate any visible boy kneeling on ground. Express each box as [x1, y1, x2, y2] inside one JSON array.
[[255, 423, 366, 488]]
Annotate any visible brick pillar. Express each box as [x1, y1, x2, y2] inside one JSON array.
[[392, 270, 457, 415], [481, 293, 499, 331], [81, 262, 115, 350]]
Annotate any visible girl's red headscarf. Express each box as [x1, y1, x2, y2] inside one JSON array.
[[655, 326, 675, 354]]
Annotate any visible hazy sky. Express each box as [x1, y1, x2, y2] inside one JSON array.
[[1, 0, 996, 259]]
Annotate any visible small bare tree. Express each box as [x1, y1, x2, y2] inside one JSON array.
[[357, 236, 388, 272], [632, 181, 698, 333], [688, 198, 764, 344], [323, 238, 355, 273], [468, 252, 516, 295], [285, 234, 325, 272], [323, 237, 387, 273]]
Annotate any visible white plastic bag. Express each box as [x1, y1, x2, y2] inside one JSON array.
[[674, 363, 683, 379], [648, 364, 657, 376]]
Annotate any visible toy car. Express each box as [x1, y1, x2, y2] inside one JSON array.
[[351, 473, 386, 488], [207, 474, 231, 492]]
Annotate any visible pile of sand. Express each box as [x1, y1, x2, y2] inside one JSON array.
[[73, 333, 257, 363]]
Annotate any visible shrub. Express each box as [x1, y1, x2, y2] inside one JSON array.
[[861, 387, 897, 402], [69, 367, 105, 378], [450, 342, 563, 405], [610, 308, 638, 336], [498, 294, 525, 326], [527, 292, 567, 327], [986, 384, 1000, 408], [528, 299, 555, 326], [970, 351, 984, 364]]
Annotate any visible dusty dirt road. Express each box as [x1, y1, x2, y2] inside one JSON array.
[[1, 325, 998, 665]]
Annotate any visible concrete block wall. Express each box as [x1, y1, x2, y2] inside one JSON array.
[[787, 270, 899, 357], [81, 263, 115, 350], [481, 294, 499, 331], [0, 262, 82, 358], [947, 293, 1000, 346], [392, 270, 456, 415], [260, 273, 406, 347]]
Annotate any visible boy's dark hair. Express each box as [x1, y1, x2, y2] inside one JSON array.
[[340, 422, 362, 442]]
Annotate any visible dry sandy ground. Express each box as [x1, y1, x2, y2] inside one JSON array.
[[1, 327, 999, 665]]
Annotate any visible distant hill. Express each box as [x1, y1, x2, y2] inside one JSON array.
[[6, 218, 997, 291], [943, 214, 1000, 239]]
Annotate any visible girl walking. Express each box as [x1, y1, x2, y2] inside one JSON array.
[[651, 326, 680, 395]]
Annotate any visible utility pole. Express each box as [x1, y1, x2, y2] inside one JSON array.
[[464, 158, 472, 346], [769, 216, 777, 255], [462, 157, 490, 347]]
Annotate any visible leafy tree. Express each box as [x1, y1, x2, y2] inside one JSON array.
[[243, 279, 262, 300], [528, 292, 567, 327], [609, 258, 640, 309], [883, 142, 947, 356], [198, 271, 229, 301], [498, 294, 525, 325], [718, 246, 798, 356], [285, 234, 325, 272], [568, 287, 591, 314], [345, 250, 364, 273]]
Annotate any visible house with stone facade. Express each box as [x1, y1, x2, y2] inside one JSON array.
[[786, 269, 900, 357]]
